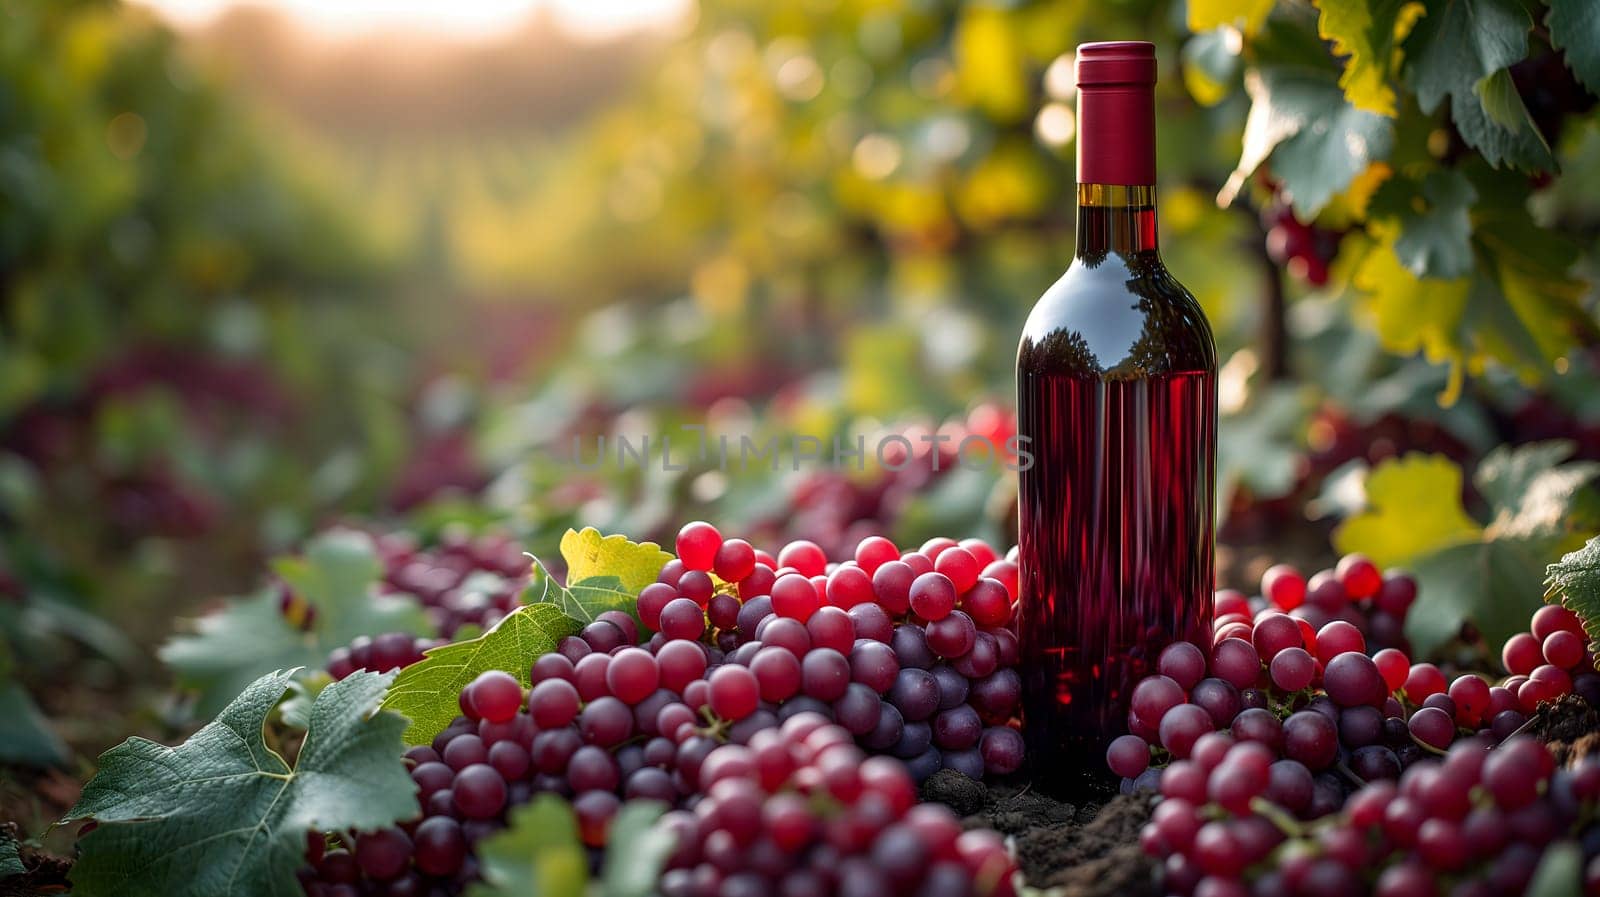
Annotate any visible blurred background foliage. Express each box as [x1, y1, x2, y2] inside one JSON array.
[[3, 0, 1600, 790]]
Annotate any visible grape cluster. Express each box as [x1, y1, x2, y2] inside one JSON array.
[[326, 633, 443, 682], [1239, 554, 1416, 654], [1262, 204, 1342, 287], [1108, 569, 1599, 811], [299, 526, 1027, 896], [638, 523, 1025, 782], [1500, 605, 1600, 710], [1148, 734, 1600, 897], [656, 712, 1017, 897], [377, 530, 531, 638]]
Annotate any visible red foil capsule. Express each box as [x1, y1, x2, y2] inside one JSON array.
[[1075, 41, 1157, 186]]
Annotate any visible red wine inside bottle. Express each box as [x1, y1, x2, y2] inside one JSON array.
[[1016, 41, 1217, 787]]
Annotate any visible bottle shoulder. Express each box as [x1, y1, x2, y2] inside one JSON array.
[[1018, 253, 1216, 378]]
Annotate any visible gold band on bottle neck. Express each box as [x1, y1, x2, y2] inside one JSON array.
[[1077, 184, 1156, 208]]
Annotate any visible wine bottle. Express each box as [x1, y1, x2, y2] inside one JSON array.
[[1016, 41, 1217, 787]]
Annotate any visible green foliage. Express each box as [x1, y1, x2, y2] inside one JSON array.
[[467, 798, 673, 897], [62, 669, 416, 897], [467, 796, 589, 897], [1548, 0, 1600, 94], [1219, 0, 1600, 392], [161, 530, 432, 716], [1336, 442, 1600, 656], [0, 829, 24, 880], [0, 680, 70, 768], [1546, 536, 1600, 650], [383, 603, 580, 744], [1228, 67, 1395, 218], [1526, 841, 1583, 897]]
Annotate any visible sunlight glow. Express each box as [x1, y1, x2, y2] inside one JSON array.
[[134, 0, 694, 40]]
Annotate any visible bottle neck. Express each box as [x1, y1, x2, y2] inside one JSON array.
[[1075, 184, 1158, 258]]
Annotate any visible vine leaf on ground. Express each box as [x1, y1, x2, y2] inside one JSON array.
[[62, 669, 416, 897], [1547, 0, 1600, 96], [1337, 442, 1600, 656], [0, 830, 22, 879], [1221, 67, 1394, 218], [0, 679, 69, 767], [1526, 841, 1582, 897], [383, 603, 581, 745], [524, 527, 672, 625], [1546, 537, 1600, 653], [160, 530, 431, 716], [1314, 0, 1423, 116], [467, 795, 588, 897], [600, 801, 677, 897]]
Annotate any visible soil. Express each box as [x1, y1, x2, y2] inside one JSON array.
[[1532, 694, 1600, 766], [0, 823, 69, 897], [923, 770, 1158, 897]]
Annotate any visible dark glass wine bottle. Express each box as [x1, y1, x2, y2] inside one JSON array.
[[1016, 41, 1217, 788]]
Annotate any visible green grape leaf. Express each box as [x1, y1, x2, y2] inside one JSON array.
[[1188, 0, 1275, 37], [1315, 0, 1420, 115], [160, 530, 432, 716], [1477, 442, 1600, 541], [1352, 226, 1471, 400], [1218, 383, 1313, 506], [600, 802, 677, 897], [62, 670, 416, 897], [1548, 0, 1600, 96], [279, 672, 333, 731], [1526, 841, 1583, 897], [1406, 535, 1568, 662], [1223, 67, 1394, 218], [0, 680, 69, 767], [382, 603, 581, 744], [1181, 28, 1243, 107], [1381, 170, 1477, 279], [1353, 180, 1592, 393], [1339, 444, 1600, 656], [1402, 0, 1530, 115], [0, 829, 24, 879], [524, 527, 672, 625], [1547, 536, 1600, 649], [1400, 0, 1552, 170], [467, 795, 588, 897], [1333, 453, 1483, 569]]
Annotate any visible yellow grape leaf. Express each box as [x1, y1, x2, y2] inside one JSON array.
[[559, 527, 672, 600], [1189, 0, 1275, 36], [1352, 224, 1471, 399], [1315, 0, 1426, 116], [1334, 453, 1484, 569]]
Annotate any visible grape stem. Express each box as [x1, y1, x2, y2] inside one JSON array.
[[1249, 797, 1305, 838], [1409, 733, 1448, 756], [1332, 760, 1367, 789], [1489, 712, 1541, 748]]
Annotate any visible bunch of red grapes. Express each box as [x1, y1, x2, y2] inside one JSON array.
[[655, 714, 1017, 897], [304, 530, 532, 677], [1231, 554, 1417, 654], [298, 525, 1025, 897], [1109, 554, 1600, 895], [1150, 733, 1599, 897]]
